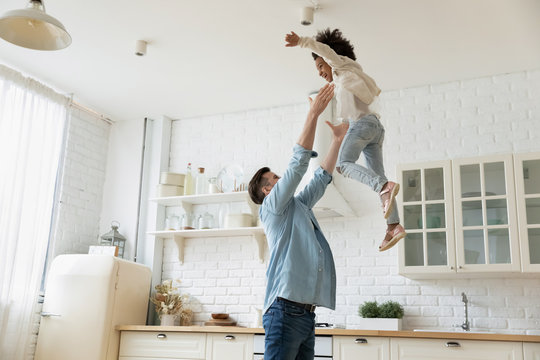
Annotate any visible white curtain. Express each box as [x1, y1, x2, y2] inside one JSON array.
[[0, 64, 69, 359]]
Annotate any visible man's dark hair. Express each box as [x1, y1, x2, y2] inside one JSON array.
[[248, 167, 270, 205], [311, 28, 356, 61]]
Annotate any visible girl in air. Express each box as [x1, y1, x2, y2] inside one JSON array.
[[285, 28, 406, 251]]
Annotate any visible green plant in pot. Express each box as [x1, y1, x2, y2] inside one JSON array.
[[357, 300, 404, 330]]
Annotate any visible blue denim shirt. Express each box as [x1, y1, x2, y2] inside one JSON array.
[[260, 144, 337, 313]]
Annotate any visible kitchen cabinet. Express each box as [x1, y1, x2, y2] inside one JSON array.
[[452, 154, 520, 273], [523, 342, 540, 360], [390, 338, 523, 360], [333, 336, 390, 360], [206, 333, 253, 360], [397, 160, 456, 277], [118, 331, 206, 359], [147, 191, 266, 263], [397, 152, 540, 278], [514, 152, 540, 272]]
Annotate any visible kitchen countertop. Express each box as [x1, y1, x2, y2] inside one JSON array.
[[115, 325, 540, 343]]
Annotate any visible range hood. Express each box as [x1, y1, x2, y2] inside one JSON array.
[[299, 96, 355, 219]]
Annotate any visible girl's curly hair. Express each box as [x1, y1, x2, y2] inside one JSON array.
[[311, 28, 356, 61]]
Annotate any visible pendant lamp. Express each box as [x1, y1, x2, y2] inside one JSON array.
[[0, 0, 71, 51]]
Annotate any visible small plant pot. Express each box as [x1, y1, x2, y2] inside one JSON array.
[[355, 318, 402, 331]]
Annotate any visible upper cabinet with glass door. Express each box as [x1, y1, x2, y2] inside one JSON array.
[[397, 160, 455, 277], [514, 152, 540, 272], [452, 155, 520, 273]]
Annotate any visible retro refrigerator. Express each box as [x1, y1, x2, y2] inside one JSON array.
[[35, 254, 152, 360]]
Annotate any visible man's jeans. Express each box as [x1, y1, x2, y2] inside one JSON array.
[[337, 114, 399, 224], [263, 298, 316, 360]]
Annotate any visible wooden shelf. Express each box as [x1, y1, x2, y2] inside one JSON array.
[[150, 191, 250, 207], [148, 227, 266, 264], [148, 191, 265, 263]]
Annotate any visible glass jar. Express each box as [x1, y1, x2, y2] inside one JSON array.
[[165, 214, 180, 230], [181, 212, 195, 230], [198, 212, 214, 229]]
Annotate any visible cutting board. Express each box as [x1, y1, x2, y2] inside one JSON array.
[[204, 318, 237, 326]]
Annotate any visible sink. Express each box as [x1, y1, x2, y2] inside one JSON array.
[[413, 328, 496, 334]]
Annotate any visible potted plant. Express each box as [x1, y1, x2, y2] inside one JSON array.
[[357, 300, 404, 331], [150, 279, 193, 326]]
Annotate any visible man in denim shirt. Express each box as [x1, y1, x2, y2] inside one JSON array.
[[248, 83, 348, 360]]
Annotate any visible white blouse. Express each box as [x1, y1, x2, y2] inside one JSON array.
[[299, 36, 381, 121]]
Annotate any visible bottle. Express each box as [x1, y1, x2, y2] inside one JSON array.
[[195, 167, 207, 195], [183, 163, 193, 195]]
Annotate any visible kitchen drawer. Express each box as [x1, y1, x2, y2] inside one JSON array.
[[333, 336, 389, 360], [390, 338, 523, 360], [119, 331, 206, 359]]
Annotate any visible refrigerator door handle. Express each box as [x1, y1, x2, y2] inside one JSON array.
[[41, 312, 62, 317]]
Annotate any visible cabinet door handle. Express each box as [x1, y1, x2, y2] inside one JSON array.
[[354, 338, 368, 344], [157, 333, 167, 339], [445, 341, 461, 347], [224, 335, 235, 340], [458, 265, 463, 269]]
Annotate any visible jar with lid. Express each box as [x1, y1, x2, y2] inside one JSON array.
[[165, 214, 180, 230], [197, 212, 214, 229], [181, 212, 195, 230], [194, 167, 208, 195]]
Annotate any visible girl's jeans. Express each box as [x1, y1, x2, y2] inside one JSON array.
[[337, 114, 400, 224], [263, 298, 316, 360]]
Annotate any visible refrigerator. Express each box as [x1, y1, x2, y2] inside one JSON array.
[[35, 254, 152, 360]]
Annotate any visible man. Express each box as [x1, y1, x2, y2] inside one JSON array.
[[248, 83, 348, 360]]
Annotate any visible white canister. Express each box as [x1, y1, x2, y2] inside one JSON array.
[[160, 172, 185, 186]]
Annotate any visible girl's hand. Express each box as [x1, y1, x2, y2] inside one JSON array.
[[285, 31, 300, 47], [326, 121, 349, 142]]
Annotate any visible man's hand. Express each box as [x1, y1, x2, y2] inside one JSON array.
[[308, 83, 334, 118], [326, 121, 349, 142], [297, 84, 334, 150], [285, 31, 300, 47]]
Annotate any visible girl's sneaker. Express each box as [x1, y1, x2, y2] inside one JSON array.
[[379, 224, 406, 252]]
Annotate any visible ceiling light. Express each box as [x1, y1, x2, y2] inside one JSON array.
[[0, 0, 71, 51], [301, 7, 314, 26], [135, 40, 147, 56]]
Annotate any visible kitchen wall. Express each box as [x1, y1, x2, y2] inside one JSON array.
[[50, 107, 111, 258], [164, 68, 540, 334], [30, 107, 111, 357]]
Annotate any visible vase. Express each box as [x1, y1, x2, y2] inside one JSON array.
[[160, 314, 177, 326]]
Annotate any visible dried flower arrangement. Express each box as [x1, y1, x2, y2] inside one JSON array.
[[150, 279, 193, 325]]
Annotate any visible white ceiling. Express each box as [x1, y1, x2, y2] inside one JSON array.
[[0, 0, 539, 122]]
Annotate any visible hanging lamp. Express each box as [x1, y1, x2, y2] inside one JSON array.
[[0, 0, 71, 51]]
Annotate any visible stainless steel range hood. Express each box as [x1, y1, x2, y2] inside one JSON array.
[[299, 96, 355, 219]]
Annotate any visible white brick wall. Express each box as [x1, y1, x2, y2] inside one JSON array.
[[165, 69, 540, 334], [50, 108, 111, 257], [30, 108, 111, 358]]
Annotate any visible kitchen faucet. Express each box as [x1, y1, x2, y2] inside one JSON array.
[[458, 292, 471, 331]]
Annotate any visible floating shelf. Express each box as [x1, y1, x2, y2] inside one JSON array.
[[148, 227, 266, 264], [150, 191, 250, 207], [148, 191, 265, 263]]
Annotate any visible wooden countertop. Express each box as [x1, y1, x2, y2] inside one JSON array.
[[116, 325, 540, 343]]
